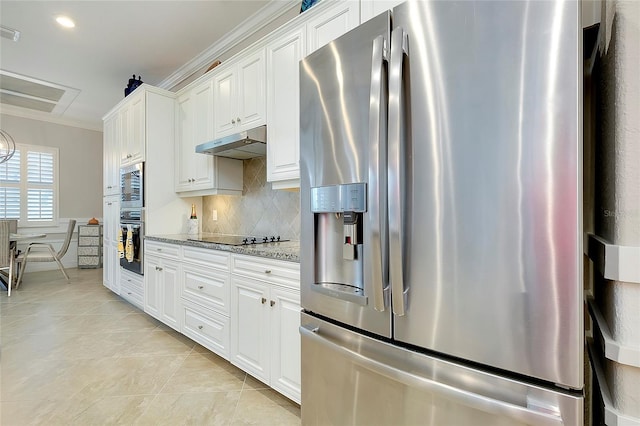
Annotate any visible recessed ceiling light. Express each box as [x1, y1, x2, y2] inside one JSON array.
[[55, 16, 75, 28]]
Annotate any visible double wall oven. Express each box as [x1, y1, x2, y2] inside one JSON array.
[[119, 162, 144, 275]]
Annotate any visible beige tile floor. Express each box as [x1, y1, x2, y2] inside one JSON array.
[[0, 268, 301, 426]]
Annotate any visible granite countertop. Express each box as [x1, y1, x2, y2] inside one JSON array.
[[144, 234, 300, 263]]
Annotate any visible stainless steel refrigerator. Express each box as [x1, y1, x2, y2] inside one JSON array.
[[299, 1, 583, 424]]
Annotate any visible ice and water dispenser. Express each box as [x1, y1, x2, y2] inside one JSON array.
[[310, 183, 367, 304]]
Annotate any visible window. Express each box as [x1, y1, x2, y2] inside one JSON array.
[[0, 144, 59, 226]]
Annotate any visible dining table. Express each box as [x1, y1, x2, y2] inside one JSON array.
[[9, 232, 47, 242], [1, 233, 47, 290]]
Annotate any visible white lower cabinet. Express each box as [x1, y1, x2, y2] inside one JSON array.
[[120, 268, 144, 310], [182, 299, 230, 358], [180, 246, 231, 359], [230, 254, 301, 404], [144, 242, 182, 332], [143, 241, 300, 403]]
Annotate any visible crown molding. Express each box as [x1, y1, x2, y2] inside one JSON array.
[[0, 104, 102, 132], [158, 0, 299, 91]]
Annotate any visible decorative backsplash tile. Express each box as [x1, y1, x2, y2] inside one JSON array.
[[202, 158, 300, 240]]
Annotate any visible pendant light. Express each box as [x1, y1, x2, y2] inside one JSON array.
[[0, 129, 16, 164]]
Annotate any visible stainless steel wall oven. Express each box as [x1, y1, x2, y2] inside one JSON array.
[[119, 208, 144, 275], [120, 162, 144, 209]]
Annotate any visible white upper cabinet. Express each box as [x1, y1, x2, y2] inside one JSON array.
[[306, 0, 360, 54], [120, 89, 145, 166], [265, 1, 359, 189], [266, 27, 306, 189], [360, 0, 403, 23], [175, 81, 243, 196], [213, 48, 266, 139], [103, 113, 120, 196]]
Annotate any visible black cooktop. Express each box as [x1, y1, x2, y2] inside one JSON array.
[[187, 235, 289, 246]]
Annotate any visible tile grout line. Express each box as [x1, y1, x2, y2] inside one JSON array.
[[129, 341, 197, 423]]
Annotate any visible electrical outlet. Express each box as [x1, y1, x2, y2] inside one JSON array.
[[212, 209, 218, 221]]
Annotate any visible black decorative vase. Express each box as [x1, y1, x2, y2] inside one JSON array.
[[124, 75, 143, 97]]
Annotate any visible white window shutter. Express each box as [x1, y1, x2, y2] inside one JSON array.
[[0, 149, 21, 219]]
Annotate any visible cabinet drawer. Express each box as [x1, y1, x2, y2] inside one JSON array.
[[79, 226, 102, 236], [78, 246, 100, 256], [231, 254, 300, 289], [121, 269, 143, 292], [120, 273, 144, 310], [78, 256, 101, 267], [79, 236, 101, 246], [145, 241, 181, 259], [183, 246, 230, 269], [182, 263, 230, 314], [182, 300, 230, 360]]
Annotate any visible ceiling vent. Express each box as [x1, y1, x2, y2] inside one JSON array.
[[0, 70, 80, 115]]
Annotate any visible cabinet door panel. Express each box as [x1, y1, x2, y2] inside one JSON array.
[[161, 259, 181, 331], [130, 92, 145, 163], [270, 286, 301, 403], [237, 50, 265, 129], [192, 82, 214, 187], [213, 69, 236, 136], [144, 256, 162, 320], [103, 115, 120, 195], [175, 93, 194, 190], [307, 1, 359, 54], [360, 0, 403, 23], [266, 28, 305, 184], [231, 276, 269, 382], [119, 103, 131, 164]]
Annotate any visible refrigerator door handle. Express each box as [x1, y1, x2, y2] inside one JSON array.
[[300, 324, 564, 426], [367, 35, 388, 312], [388, 26, 408, 316]]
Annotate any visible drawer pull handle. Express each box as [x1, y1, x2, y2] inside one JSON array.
[[265, 270, 272, 274], [261, 297, 267, 304], [127, 292, 132, 295], [198, 325, 203, 330], [270, 300, 275, 307], [157, 248, 162, 251], [198, 285, 204, 290]]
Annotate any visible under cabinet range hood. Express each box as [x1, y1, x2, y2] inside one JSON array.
[[195, 125, 266, 160]]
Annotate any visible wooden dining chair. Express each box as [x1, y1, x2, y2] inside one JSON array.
[[0, 220, 17, 296], [16, 219, 76, 287]]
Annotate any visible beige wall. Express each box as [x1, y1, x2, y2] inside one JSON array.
[[0, 113, 103, 220]]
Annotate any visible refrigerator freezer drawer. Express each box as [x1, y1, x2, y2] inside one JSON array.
[[301, 312, 583, 426]]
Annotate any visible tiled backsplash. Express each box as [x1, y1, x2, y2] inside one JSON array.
[[202, 158, 300, 240]]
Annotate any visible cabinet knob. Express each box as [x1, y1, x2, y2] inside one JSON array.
[[270, 300, 275, 307], [261, 297, 266, 304], [237, 117, 241, 122], [158, 267, 163, 271], [157, 248, 162, 251], [198, 325, 203, 330], [264, 270, 272, 274], [127, 292, 132, 295], [231, 119, 236, 124], [198, 285, 204, 290]]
